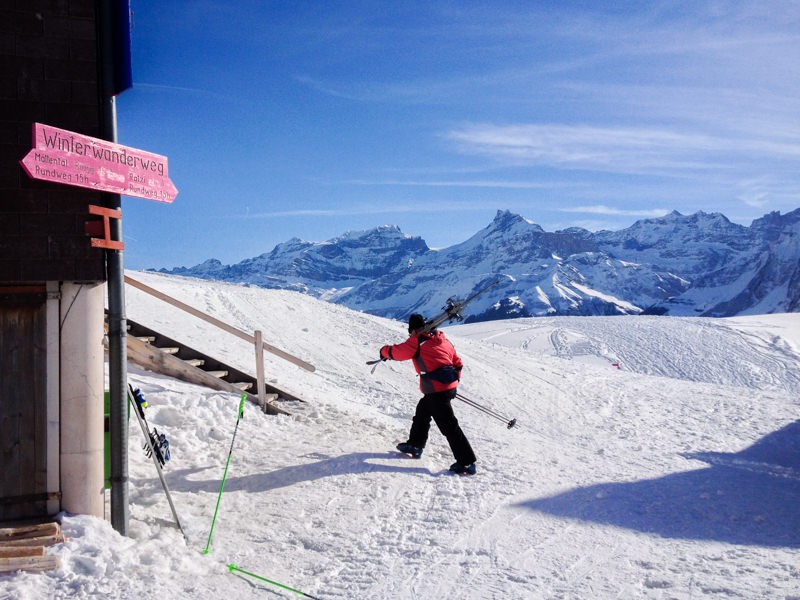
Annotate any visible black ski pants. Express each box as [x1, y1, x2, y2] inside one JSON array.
[[408, 388, 476, 465]]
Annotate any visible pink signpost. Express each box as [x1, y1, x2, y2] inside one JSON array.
[[20, 122, 178, 203]]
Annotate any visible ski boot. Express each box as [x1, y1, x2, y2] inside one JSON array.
[[449, 462, 477, 476], [396, 442, 423, 458]]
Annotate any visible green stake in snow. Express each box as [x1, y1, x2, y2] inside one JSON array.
[[227, 564, 321, 599], [203, 393, 247, 555]]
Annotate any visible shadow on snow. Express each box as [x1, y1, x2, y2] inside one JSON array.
[[515, 420, 800, 548], [159, 452, 433, 495]]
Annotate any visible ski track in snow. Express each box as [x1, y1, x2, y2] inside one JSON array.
[[464, 315, 800, 395], [3, 271, 799, 600]]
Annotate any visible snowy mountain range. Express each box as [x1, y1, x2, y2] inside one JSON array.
[[160, 208, 800, 321]]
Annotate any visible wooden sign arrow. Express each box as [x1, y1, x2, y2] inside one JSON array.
[[20, 122, 178, 203]]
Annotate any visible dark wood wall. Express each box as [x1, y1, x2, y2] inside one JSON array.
[[0, 288, 47, 520], [1, 1, 113, 521], [1, 0, 107, 283]]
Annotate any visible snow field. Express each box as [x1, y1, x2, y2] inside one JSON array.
[[1, 271, 798, 599]]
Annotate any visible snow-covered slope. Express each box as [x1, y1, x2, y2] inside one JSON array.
[[3, 272, 798, 599]]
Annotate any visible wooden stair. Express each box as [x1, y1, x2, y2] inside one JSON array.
[[122, 317, 304, 415]]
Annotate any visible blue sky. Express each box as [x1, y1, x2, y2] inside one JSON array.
[[117, 1, 800, 270]]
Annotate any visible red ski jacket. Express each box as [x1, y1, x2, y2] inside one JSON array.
[[380, 330, 463, 394]]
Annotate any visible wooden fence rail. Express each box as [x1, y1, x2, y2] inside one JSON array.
[[124, 275, 315, 409]]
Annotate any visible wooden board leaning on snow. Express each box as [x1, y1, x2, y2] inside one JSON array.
[[0, 522, 63, 574]]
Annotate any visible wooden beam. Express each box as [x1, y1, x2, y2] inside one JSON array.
[[0, 522, 59, 541], [87, 205, 124, 251], [0, 523, 62, 572], [125, 336, 290, 416], [125, 275, 315, 372], [0, 534, 66, 547], [0, 555, 60, 573], [0, 546, 45, 558]]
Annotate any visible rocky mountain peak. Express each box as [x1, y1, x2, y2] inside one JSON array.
[[158, 208, 800, 321]]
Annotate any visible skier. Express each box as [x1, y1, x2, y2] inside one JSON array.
[[380, 313, 477, 475]]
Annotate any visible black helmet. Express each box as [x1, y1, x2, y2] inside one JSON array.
[[407, 313, 426, 334]]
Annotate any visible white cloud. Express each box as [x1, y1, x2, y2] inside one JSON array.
[[738, 193, 769, 209], [344, 178, 569, 190], [444, 122, 800, 177], [240, 202, 489, 220], [558, 205, 669, 218]]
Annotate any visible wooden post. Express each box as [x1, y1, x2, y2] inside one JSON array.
[[254, 330, 267, 412], [125, 275, 315, 372]]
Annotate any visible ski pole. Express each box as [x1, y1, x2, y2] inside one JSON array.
[[455, 392, 517, 429], [366, 358, 385, 374], [227, 564, 322, 599], [456, 394, 508, 424], [203, 393, 247, 555], [457, 394, 516, 429], [456, 392, 515, 426]]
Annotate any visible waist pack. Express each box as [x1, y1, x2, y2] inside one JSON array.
[[421, 365, 460, 385]]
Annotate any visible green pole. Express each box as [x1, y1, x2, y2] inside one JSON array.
[[227, 564, 321, 599], [203, 394, 247, 555]]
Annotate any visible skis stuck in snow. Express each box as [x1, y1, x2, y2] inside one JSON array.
[[128, 384, 187, 541]]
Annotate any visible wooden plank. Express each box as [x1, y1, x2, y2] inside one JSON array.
[[0, 546, 44, 558], [125, 276, 257, 342], [126, 336, 290, 416], [260, 338, 316, 373], [0, 285, 46, 294], [125, 275, 316, 372], [0, 534, 66, 547], [0, 555, 60, 574], [0, 492, 60, 507], [0, 521, 59, 540], [120, 316, 306, 403]]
